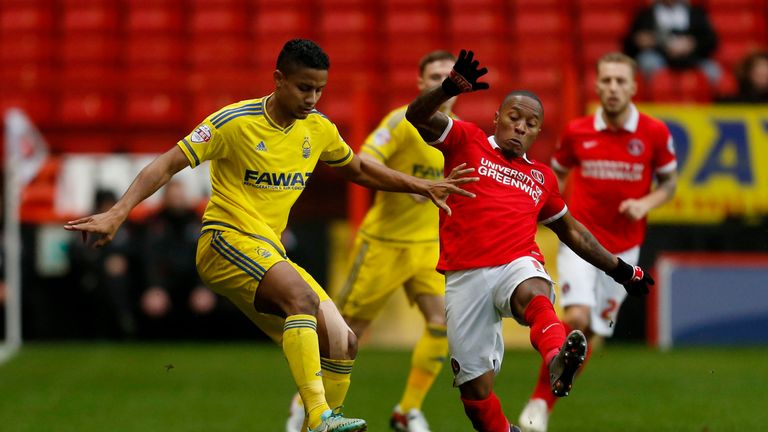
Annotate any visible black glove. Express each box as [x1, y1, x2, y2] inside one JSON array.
[[606, 258, 654, 297], [441, 49, 490, 96]]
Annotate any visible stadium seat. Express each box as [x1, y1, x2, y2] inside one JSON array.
[[252, 8, 310, 34], [383, 9, 440, 35], [578, 9, 630, 38], [513, 9, 569, 36], [58, 91, 118, 125], [188, 37, 252, 69], [1, 34, 53, 64], [716, 39, 763, 72], [581, 39, 624, 69], [188, 5, 249, 35], [59, 36, 120, 65], [125, 37, 186, 67], [319, 9, 374, 35], [383, 36, 445, 68], [61, 3, 119, 33], [709, 9, 763, 39], [648, 68, 712, 103], [125, 4, 184, 33], [0, 3, 53, 32], [0, 90, 54, 126], [448, 11, 503, 36]]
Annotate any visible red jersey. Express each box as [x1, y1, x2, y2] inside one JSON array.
[[551, 105, 677, 253], [432, 119, 567, 271]]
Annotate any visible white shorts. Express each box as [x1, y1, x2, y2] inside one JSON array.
[[558, 244, 640, 337], [445, 256, 554, 386]]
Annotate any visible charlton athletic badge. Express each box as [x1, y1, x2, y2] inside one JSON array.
[[191, 124, 212, 143], [627, 138, 644, 156], [530, 169, 545, 184]]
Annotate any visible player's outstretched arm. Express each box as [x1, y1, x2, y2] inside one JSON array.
[[546, 212, 654, 296], [406, 49, 489, 142], [335, 157, 477, 215], [64, 146, 190, 248]]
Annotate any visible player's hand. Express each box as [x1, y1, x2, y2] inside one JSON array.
[[441, 49, 490, 96], [423, 163, 478, 215], [64, 209, 126, 249], [618, 198, 650, 221], [606, 258, 654, 297]]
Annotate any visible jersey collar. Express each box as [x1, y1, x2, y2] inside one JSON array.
[[488, 135, 533, 164], [594, 103, 639, 132], [262, 94, 296, 133]]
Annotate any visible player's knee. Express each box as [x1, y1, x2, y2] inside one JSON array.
[[346, 330, 358, 359], [563, 311, 590, 332], [287, 289, 320, 317]]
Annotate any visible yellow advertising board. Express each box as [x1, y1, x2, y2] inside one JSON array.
[[639, 104, 768, 223]]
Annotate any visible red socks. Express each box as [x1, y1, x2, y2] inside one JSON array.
[[530, 321, 572, 408], [524, 295, 566, 365], [461, 392, 510, 432]]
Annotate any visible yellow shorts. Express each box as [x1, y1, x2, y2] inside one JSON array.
[[336, 236, 444, 321], [196, 229, 330, 343]]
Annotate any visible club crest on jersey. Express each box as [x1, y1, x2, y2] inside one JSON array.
[[627, 138, 644, 156], [302, 136, 311, 159], [190, 124, 211, 143], [530, 169, 545, 185], [372, 127, 391, 146], [255, 247, 272, 258]]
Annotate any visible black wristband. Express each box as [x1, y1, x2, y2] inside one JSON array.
[[606, 258, 634, 283], [441, 78, 461, 97]]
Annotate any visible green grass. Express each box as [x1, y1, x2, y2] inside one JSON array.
[[0, 343, 765, 431]]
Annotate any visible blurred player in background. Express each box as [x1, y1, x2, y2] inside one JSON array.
[[519, 52, 677, 432], [286, 50, 458, 432], [405, 49, 655, 432], [64, 39, 477, 432]]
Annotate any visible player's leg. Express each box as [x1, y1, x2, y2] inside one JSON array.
[[502, 258, 586, 400], [196, 230, 364, 431], [390, 245, 448, 430], [446, 268, 512, 431], [520, 246, 596, 431]]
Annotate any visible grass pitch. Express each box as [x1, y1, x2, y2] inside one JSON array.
[[0, 343, 764, 431]]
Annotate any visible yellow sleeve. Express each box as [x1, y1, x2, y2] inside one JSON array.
[[360, 109, 407, 163], [176, 119, 228, 168], [319, 122, 354, 167]]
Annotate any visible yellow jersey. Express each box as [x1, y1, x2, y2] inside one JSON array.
[[357, 106, 445, 244], [177, 95, 354, 251]]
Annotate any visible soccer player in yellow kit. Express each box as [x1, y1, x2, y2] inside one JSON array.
[[64, 39, 476, 432], [287, 50, 458, 432]]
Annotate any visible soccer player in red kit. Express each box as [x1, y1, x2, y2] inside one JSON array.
[[405, 50, 655, 432], [519, 52, 677, 432]]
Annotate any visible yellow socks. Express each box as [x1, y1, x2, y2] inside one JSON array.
[[399, 323, 448, 412], [283, 314, 328, 429], [321, 357, 354, 409]]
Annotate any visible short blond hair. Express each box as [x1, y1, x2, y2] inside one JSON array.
[[597, 52, 638, 78]]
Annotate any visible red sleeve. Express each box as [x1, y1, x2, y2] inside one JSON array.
[[434, 119, 472, 156], [538, 168, 568, 224], [551, 125, 577, 171], [652, 121, 677, 173]]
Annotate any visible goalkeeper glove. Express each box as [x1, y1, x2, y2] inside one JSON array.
[[606, 258, 654, 297], [441, 49, 490, 96]]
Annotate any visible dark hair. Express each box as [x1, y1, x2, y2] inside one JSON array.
[[503, 90, 544, 117], [276, 39, 330, 75], [418, 50, 456, 75]]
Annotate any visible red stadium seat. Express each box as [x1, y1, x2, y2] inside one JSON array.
[[0, 90, 54, 126], [125, 4, 184, 33], [125, 37, 186, 67], [59, 36, 120, 65], [61, 3, 119, 32], [716, 39, 764, 72], [648, 68, 712, 103], [517, 66, 562, 91], [189, 5, 249, 35], [383, 36, 446, 68], [0, 4, 53, 32], [514, 9, 569, 36], [252, 8, 311, 34], [1, 34, 53, 64], [58, 91, 118, 125], [709, 9, 764, 39], [124, 91, 186, 127], [578, 10, 630, 38], [448, 11, 504, 36], [319, 10, 374, 35], [188, 37, 253, 69], [581, 39, 624, 69], [384, 9, 440, 35]]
